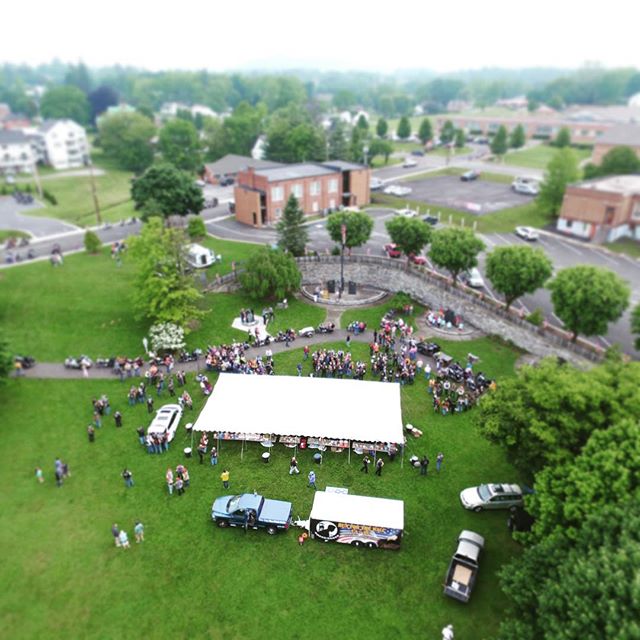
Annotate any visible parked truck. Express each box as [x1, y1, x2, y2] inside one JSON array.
[[443, 530, 485, 602], [211, 493, 293, 535]]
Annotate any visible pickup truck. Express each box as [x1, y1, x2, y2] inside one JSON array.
[[443, 530, 485, 603], [211, 493, 293, 535]]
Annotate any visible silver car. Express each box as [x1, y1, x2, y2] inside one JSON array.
[[460, 483, 523, 512]]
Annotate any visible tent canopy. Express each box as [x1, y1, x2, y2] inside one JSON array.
[[310, 491, 404, 529], [192, 373, 404, 444]]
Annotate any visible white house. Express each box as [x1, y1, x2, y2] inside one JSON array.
[[0, 130, 36, 175], [34, 120, 89, 170], [190, 104, 218, 119]]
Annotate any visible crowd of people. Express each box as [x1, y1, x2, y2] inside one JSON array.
[[204, 342, 275, 375], [111, 521, 144, 549], [165, 464, 191, 495], [310, 348, 367, 379], [426, 308, 464, 331]]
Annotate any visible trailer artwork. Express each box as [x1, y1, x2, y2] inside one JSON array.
[[313, 520, 402, 549]]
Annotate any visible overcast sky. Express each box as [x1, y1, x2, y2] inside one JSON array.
[[2, 0, 636, 73]]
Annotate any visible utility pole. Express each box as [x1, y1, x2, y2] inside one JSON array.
[[339, 223, 346, 298], [87, 153, 102, 225], [31, 159, 43, 199]]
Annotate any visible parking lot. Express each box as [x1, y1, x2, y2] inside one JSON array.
[[405, 176, 531, 214]]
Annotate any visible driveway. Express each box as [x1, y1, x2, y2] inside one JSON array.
[[0, 196, 79, 237], [404, 176, 530, 214]]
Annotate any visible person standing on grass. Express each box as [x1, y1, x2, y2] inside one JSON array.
[[361, 456, 370, 474], [134, 521, 144, 543], [420, 456, 429, 476], [210, 446, 218, 466], [289, 456, 300, 475], [93, 412, 102, 429], [137, 426, 145, 445], [308, 470, 317, 489], [182, 466, 190, 488], [221, 469, 230, 489], [375, 458, 384, 476], [87, 425, 95, 442], [166, 468, 174, 495], [35, 467, 44, 483], [146, 396, 154, 414], [114, 411, 122, 428], [436, 452, 444, 473], [303, 345, 310, 360], [122, 468, 134, 488], [197, 442, 207, 464], [119, 529, 130, 549], [175, 476, 184, 495], [112, 523, 120, 547]]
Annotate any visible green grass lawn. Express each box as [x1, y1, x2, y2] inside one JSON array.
[[0, 332, 522, 639], [0, 229, 30, 242], [429, 146, 472, 157], [405, 168, 513, 184], [603, 237, 640, 259], [502, 145, 591, 170], [370, 156, 403, 169]]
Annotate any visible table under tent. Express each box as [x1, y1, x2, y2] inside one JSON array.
[[190, 373, 406, 465]]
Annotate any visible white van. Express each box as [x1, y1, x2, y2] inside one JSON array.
[[186, 244, 218, 269]]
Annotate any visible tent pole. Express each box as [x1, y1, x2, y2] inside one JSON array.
[[400, 443, 404, 469], [241, 436, 244, 462]]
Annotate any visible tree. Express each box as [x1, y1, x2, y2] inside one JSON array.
[[356, 114, 368, 131], [40, 86, 90, 125], [159, 119, 202, 173], [131, 163, 204, 222], [553, 126, 571, 148], [0, 331, 13, 384], [266, 107, 326, 163], [349, 126, 367, 164], [88, 85, 119, 124], [276, 194, 308, 257], [376, 117, 388, 138], [598, 146, 640, 176], [418, 118, 433, 144], [485, 246, 553, 311], [239, 247, 301, 300], [429, 228, 485, 285], [128, 218, 204, 328], [454, 128, 466, 148], [476, 357, 640, 478], [440, 120, 455, 144], [490, 125, 508, 156], [99, 112, 155, 173], [385, 217, 432, 265], [327, 119, 349, 160], [368, 139, 393, 165], [509, 124, 526, 149], [84, 230, 101, 254], [396, 116, 411, 140], [187, 217, 206, 240], [537, 147, 580, 216], [548, 265, 630, 341], [64, 63, 92, 94], [632, 303, 640, 350], [326, 210, 374, 253]]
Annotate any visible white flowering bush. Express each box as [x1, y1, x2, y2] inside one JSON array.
[[148, 323, 186, 353]]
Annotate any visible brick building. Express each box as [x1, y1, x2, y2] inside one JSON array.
[[234, 160, 370, 227], [590, 124, 640, 164], [557, 175, 640, 243]]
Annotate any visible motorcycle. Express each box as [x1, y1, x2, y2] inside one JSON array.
[[316, 322, 335, 334], [178, 349, 202, 363], [96, 357, 116, 368], [14, 355, 36, 369], [274, 329, 296, 343], [64, 355, 93, 369]]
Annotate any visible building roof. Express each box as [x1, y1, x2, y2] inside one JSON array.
[[310, 492, 404, 530], [574, 175, 640, 196], [0, 129, 30, 144], [596, 124, 640, 147], [255, 163, 338, 182], [205, 154, 282, 176], [322, 160, 366, 172]]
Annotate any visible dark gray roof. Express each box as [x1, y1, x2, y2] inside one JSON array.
[[322, 160, 366, 171], [598, 124, 640, 147], [0, 129, 30, 144], [205, 154, 283, 176], [255, 163, 338, 183]]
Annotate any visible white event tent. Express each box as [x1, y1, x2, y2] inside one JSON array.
[[192, 373, 405, 462]]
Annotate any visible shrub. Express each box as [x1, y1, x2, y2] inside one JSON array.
[[43, 189, 57, 205], [148, 322, 186, 353], [331, 245, 341, 256], [187, 216, 207, 240], [526, 308, 544, 326], [84, 230, 102, 254]]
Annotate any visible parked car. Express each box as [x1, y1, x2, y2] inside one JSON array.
[[460, 267, 485, 288], [443, 530, 485, 603], [411, 150, 425, 156], [409, 254, 427, 265], [417, 341, 441, 357], [370, 177, 384, 191], [460, 483, 524, 512], [512, 178, 539, 195], [394, 208, 418, 218], [383, 185, 412, 197], [403, 157, 418, 168], [212, 493, 293, 535], [219, 176, 235, 186], [461, 170, 480, 182], [298, 327, 315, 338], [422, 214, 439, 226], [473, 136, 489, 144], [383, 243, 402, 258], [147, 404, 183, 443], [515, 226, 540, 241]]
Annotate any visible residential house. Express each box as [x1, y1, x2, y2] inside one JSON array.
[[557, 175, 640, 242], [0, 129, 36, 175], [32, 119, 89, 170]]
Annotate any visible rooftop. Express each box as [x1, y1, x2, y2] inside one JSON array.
[[0, 129, 30, 144], [205, 153, 282, 176], [255, 163, 338, 182], [596, 124, 640, 147], [575, 175, 640, 195], [322, 160, 366, 171]]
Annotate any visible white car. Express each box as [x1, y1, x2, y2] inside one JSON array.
[[147, 404, 183, 442], [515, 226, 540, 241], [512, 178, 539, 195], [461, 267, 485, 288], [394, 208, 418, 218], [402, 157, 418, 168], [370, 177, 384, 190], [460, 484, 524, 512], [383, 185, 413, 197]]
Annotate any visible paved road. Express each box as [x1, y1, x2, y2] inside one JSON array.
[[0, 196, 79, 238]]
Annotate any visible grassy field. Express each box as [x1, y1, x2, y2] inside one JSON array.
[[0, 229, 30, 242], [503, 145, 591, 170], [370, 156, 403, 169], [429, 146, 472, 157], [0, 332, 522, 639], [603, 237, 640, 259]]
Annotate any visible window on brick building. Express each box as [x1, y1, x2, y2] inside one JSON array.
[[310, 181, 320, 196], [271, 186, 284, 201], [292, 184, 303, 198], [329, 179, 338, 193]]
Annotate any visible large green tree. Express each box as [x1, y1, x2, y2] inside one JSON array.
[[548, 265, 630, 341], [376, 117, 388, 138], [537, 148, 580, 216], [418, 118, 433, 144], [131, 163, 204, 221], [385, 217, 432, 265], [159, 119, 202, 173], [368, 139, 393, 165], [326, 210, 374, 253], [599, 146, 640, 176], [632, 303, 640, 350], [88, 85, 119, 124], [64, 62, 92, 93], [553, 126, 571, 148], [440, 120, 455, 144], [509, 124, 526, 149], [454, 128, 466, 148], [490, 125, 509, 156], [266, 105, 325, 163], [396, 116, 411, 140], [239, 247, 301, 300], [485, 246, 553, 310], [40, 86, 90, 125], [429, 227, 485, 285], [128, 218, 204, 328], [327, 119, 349, 160], [276, 194, 308, 257], [99, 112, 156, 173]]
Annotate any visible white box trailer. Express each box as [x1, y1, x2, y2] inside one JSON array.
[[301, 491, 404, 550], [186, 243, 218, 269]]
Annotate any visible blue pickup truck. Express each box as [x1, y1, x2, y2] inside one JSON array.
[[211, 493, 293, 535]]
